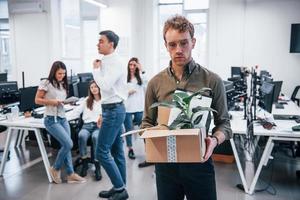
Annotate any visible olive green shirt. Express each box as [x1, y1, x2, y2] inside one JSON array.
[[141, 60, 232, 140]]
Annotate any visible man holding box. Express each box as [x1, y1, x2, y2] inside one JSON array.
[[141, 15, 232, 200]]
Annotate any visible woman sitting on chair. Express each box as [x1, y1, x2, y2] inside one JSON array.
[[70, 80, 103, 181]]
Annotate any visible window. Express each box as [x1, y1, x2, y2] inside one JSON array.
[[158, 0, 209, 70], [61, 0, 81, 59]]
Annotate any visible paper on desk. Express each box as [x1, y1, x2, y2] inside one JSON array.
[[63, 96, 79, 104]]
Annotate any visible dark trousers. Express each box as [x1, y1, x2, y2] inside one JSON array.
[[155, 159, 217, 200]]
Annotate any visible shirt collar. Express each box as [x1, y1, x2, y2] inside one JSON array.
[[167, 59, 196, 77], [102, 51, 117, 60]]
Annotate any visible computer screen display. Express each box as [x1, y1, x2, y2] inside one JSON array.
[[18, 86, 41, 112], [0, 73, 7, 82], [231, 67, 242, 78], [73, 82, 89, 98], [0, 81, 19, 105], [259, 82, 275, 113], [271, 81, 283, 103], [77, 73, 93, 82]]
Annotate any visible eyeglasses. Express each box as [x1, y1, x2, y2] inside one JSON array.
[[166, 39, 192, 50]]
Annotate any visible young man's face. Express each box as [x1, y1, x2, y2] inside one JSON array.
[[164, 29, 195, 67], [97, 35, 113, 55]]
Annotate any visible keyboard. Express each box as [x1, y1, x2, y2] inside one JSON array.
[[273, 114, 300, 120], [275, 103, 284, 109]]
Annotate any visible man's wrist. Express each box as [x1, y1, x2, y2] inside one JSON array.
[[210, 135, 219, 146]]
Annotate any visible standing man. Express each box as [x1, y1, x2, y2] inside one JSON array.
[[93, 30, 128, 200], [141, 15, 232, 200]]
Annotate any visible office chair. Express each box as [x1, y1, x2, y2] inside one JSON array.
[[73, 116, 101, 180], [291, 85, 300, 106]]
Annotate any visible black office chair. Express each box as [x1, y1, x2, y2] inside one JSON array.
[[73, 116, 101, 180], [291, 85, 300, 106]]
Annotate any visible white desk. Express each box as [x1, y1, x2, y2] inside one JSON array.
[[0, 105, 77, 183], [248, 119, 300, 194], [227, 101, 300, 195], [228, 111, 249, 193]]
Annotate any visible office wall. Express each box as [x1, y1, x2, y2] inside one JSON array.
[[209, 0, 300, 96], [8, 0, 52, 87]]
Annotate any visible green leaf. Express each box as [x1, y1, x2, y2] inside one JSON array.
[[191, 106, 217, 113], [150, 101, 176, 109]]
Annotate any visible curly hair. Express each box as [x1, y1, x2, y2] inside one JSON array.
[[163, 15, 194, 42]]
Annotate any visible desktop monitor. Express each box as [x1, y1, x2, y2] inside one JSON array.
[[0, 81, 19, 105], [261, 75, 273, 83], [77, 73, 93, 82], [231, 67, 242, 78], [73, 82, 89, 98], [18, 86, 41, 112], [0, 73, 7, 82], [271, 81, 283, 103], [259, 82, 275, 113]]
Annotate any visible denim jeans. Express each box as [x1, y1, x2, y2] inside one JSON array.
[[96, 103, 126, 189], [78, 122, 99, 159], [155, 159, 216, 200], [44, 116, 74, 175], [123, 112, 143, 147]]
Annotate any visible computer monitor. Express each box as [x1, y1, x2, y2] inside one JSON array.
[[261, 75, 273, 83], [0, 81, 19, 105], [77, 73, 93, 82], [18, 86, 41, 112], [231, 67, 242, 78], [0, 73, 7, 82], [73, 82, 89, 98], [271, 81, 283, 103], [259, 82, 275, 113]]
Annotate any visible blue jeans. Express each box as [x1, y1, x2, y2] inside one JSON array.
[[44, 116, 74, 175], [78, 122, 99, 159], [96, 103, 126, 189], [123, 112, 143, 147]]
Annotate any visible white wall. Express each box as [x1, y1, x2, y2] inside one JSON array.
[[209, 0, 300, 96], [8, 0, 52, 87], [100, 0, 132, 64]]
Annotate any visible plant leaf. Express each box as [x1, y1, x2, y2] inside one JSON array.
[[150, 101, 176, 109], [191, 106, 217, 113]]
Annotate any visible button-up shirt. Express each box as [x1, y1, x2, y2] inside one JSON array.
[[93, 52, 127, 104], [141, 59, 232, 140]]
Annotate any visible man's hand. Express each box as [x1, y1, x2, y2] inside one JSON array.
[[97, 115, 102, 128], [202, 136, 218, 162], [136, 62, 142, 72], [93, 59, 102, 69]]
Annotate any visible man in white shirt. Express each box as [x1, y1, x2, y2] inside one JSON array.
[[92, 30, 128, 200]]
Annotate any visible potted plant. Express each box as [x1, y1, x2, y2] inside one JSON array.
[[150, 87, 217, 130]]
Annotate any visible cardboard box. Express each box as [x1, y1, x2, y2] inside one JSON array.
[[141, 128, 206, 163], [140, 106, 207, 163]]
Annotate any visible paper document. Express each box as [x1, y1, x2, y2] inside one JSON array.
[[63, 96, 79, 104]]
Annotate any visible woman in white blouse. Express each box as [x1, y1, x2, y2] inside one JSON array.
[[124, 57, 147, 159], [70, 80, 102, 181]]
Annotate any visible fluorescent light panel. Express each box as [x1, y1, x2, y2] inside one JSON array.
[[84, 0, 108, 8]]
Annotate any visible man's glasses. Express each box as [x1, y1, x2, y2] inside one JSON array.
[[166, 39, 192, 50]]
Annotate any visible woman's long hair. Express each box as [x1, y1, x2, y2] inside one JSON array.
[[86, 80, 101, 110], [47, 61, 68, 94], [127, 57, 142, 85]]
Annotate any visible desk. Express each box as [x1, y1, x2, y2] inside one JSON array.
[[0, 105, 77, 183], [248, 119, 300, 194], [228, 111, 249, 193], [228, 100, 300, 194]]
